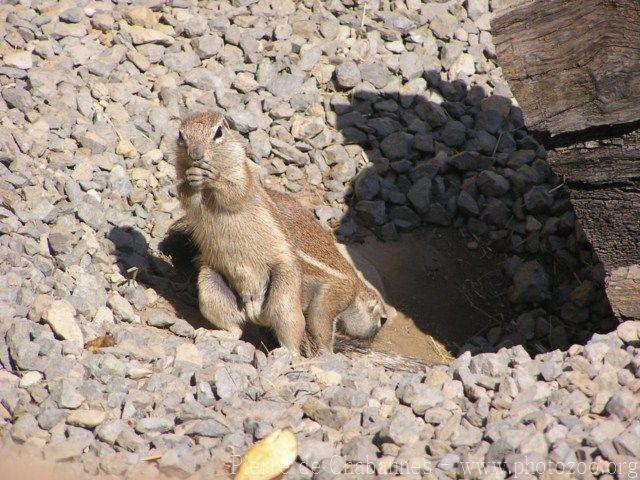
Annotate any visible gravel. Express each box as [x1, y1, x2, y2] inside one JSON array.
[[0, 0, 631, 477]]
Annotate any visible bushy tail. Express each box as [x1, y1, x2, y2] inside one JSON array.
[[334, 336, 444, 372]]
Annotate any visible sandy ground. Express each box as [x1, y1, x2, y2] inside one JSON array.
[[347, 229, 512, 364], [0, 443, 234, 480]]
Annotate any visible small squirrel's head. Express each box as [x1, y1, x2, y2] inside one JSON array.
[[177, 111, 246, 170], [338, 287, 392, 340]]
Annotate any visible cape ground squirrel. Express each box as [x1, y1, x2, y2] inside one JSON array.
[[175, 111, 389, 355]]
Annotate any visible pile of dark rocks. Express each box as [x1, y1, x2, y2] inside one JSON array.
[[0, 0, 633, 478]]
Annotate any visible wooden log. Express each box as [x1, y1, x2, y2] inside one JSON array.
[[548, 131, 640, 320], [492, 0, 640, 320], [492, 0, 640, 137], [547, 128, 640, 269]]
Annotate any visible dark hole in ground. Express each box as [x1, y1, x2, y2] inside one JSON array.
[[326, 80, 617, 361]]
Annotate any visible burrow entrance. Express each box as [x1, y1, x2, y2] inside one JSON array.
[[347, 227, 512, 364]]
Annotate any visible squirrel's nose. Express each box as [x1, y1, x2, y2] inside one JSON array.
[[188, 145, 204, 160]]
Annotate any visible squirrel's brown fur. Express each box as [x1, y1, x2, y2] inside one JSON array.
[[175, 111, 388, 355]]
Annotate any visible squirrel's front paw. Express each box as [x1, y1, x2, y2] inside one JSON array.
[[185, 166, 208, 189], [185, 162, 219, 189]]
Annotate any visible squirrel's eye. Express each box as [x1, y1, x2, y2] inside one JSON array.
[[213, 126, 223, 140], [178, 131, 185, 143]]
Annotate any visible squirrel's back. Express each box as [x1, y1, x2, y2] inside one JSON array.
[[265, 189, 359, 288]]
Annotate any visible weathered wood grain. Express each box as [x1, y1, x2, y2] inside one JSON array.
[[548, 130, 640, 270], [567, 189, 639, 268], [607, 265, 640, 320], [549, 134, 639, 319], [548, 126, 640, 185], [492, 0, 640, 136]]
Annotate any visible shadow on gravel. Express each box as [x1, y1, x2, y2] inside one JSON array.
[[328, 76, 615, 359]]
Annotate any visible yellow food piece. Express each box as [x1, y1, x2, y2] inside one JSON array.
[[116, 139, 137, 158], [235, 428, 298, 480]]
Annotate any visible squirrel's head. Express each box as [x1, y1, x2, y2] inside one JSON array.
[[338, 287, 393, 340], [177, 111, 246, 168]]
